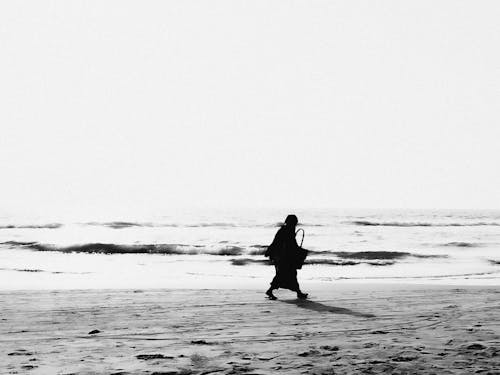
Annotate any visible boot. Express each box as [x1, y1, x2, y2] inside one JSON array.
[[266, 288, 277, 300], [297, 291, 308, 299]]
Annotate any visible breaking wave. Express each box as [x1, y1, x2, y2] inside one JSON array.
[[231, 258, 270, 266], [85, 221, 239, 229], [349, 220, 500, 227], [0, 223, 62, 230], [0, 267, 89, 274], [248, 245, 267, 255], [333, 251, 447, 260], [0, 241, 244, 256], [86, 221, 151, 229], [84, 221, 327, 229], [230, 258, 395, 267], [1, 242, 445, 265], [304, 258, 395, 266], [441, 242, 481, 248]]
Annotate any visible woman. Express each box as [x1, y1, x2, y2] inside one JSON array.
[[264, 214, 308, 300]]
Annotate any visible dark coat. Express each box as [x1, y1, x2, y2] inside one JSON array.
[[265, 226, 308, 291], [265, 226, 308, 269]]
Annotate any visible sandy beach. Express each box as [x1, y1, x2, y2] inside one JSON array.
[[2, 0, 500, 372], [1, 284, 499, 374]]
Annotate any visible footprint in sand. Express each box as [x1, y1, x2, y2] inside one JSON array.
[[298, 349, 321, 357], [320, 345, 340, 352], [136, 354, 174, 360], [21, 365, 37, 370], [8, 350, 33, 356]]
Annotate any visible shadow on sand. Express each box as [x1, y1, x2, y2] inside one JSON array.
[[281, 299, 375, 318]]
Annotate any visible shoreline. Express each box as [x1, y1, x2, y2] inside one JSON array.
[[2, 248, 499, 290], [2, 282, 500, 293]]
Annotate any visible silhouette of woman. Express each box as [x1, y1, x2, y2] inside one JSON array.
[[265, 214, 308, 300]]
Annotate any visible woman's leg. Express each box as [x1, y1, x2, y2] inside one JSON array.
[[292, 268, 308, 299], [266, 266, 279, 299], [270, 265, 280, 289]]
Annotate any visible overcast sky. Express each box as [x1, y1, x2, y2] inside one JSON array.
[[1, 1, 499, 217]]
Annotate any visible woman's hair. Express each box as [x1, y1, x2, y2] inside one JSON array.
[[284, 214, 298, 226]]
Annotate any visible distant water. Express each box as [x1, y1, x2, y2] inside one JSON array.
[[1, 209, 499, 289]]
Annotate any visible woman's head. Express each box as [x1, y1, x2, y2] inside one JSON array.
[[284, 214, 298, 227]]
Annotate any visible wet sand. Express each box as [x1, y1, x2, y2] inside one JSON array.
[[1, 285, 499, 374]]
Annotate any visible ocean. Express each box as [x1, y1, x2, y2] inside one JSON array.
[[1, 208, 499, 290]]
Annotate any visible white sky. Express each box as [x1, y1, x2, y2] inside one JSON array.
[[1, 1, 499, 217]]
